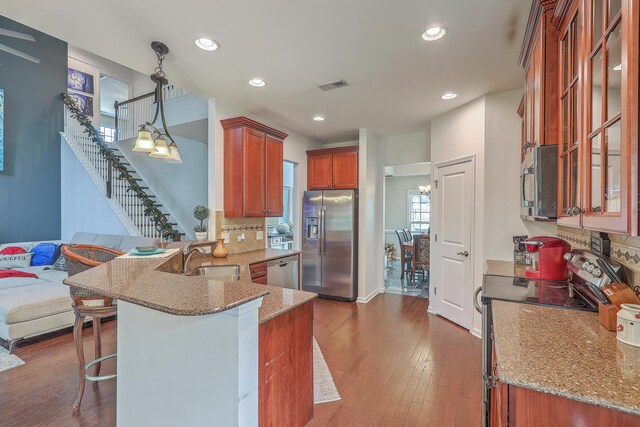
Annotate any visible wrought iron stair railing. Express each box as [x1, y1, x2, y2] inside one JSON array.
[[61, 93, 181, 241]]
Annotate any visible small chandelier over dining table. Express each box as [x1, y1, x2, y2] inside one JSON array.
[[419, 185, 431, 196], [132, 41, 182, 164]]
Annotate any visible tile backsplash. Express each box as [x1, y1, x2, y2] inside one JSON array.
[[214, 211, 266, 254], [557, 225, 640, 286]]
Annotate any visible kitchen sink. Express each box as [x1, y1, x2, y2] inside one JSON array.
[[188, 265, 241, 281]]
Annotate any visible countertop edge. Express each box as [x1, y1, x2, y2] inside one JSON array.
[[259, 292, 317, 324], [63, 274, 271, 316], [495, 374, 640, 416], [63, 248, 307, 318]]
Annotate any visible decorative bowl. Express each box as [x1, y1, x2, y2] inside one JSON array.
[[136, 245, 158, 253], [276, 223, 290, 234]]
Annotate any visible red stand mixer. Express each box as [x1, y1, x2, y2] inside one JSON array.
[[524, 236, 571, 281]]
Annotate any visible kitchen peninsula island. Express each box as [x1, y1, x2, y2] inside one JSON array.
[[64, 248, 316, 427]]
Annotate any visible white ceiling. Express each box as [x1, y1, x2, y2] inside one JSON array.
[[2, 0, 530, 143]]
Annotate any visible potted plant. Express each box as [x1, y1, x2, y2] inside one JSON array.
[[193, 205, 210, 242]]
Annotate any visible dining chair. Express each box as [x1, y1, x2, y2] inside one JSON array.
[[62, 244, 124, 413], [395, 230, 413, 281], [413, 234, 430, 283]]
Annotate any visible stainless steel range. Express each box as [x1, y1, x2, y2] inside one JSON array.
[[475, 249, 624, 426]]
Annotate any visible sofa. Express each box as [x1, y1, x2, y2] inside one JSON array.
[[0, 232, 158, 353]]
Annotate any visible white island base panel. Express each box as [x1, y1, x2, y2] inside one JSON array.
[[116, 298, 263, 426]]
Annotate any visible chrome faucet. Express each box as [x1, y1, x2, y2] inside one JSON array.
[[183, 247, 206, 273]]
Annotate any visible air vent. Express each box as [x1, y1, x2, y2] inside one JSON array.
[[318, 79, 349, 91]]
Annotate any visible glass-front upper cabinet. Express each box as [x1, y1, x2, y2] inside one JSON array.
[[558, 6, 581, 227], [583, 0, 633, 233]]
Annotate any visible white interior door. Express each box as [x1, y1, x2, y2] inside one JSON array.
[[432, 158, 474, 330]]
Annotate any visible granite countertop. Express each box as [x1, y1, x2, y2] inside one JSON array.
[[485, 259, 529, 278], [189, 249, 317, 323], [492, 300, 640, 415], [64, 248, 317, 323]]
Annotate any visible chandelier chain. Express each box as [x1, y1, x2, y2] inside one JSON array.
[[154, 51, 166, 78]]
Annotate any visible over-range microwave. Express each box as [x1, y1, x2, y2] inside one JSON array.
[[520, 145, 557, 221]]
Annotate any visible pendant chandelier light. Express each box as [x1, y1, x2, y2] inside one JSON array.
[[133, 41, 182, 164]]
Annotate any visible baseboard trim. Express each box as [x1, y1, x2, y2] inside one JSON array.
[[427, 304, 436, 314], [356, 288, 384, 304]]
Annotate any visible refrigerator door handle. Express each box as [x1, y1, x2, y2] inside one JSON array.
[[318, 208, 321, 255], [321, 206, 327, 254]]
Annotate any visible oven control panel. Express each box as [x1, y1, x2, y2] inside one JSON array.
[[564, 249, 622, 288]]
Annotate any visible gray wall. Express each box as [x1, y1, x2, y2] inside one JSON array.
[[0, 16, 67, 243]]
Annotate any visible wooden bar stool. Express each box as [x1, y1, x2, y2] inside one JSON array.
[[62, 244, 124, 413]]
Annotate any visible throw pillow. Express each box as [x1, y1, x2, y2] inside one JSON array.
[[52, 251, 67, 272], [0, 246, 28, 255], [30, 242, 59, 266], [0, 252, 33, 268]]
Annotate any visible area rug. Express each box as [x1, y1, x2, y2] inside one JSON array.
[[0, 347, 24, 373], [313, 338, 341, 404]]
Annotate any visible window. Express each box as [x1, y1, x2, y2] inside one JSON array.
[[282, 186, 292, 224], [100, 125, 116, 143], [408, 190, 430, 234], [267, 185, 293, 226]]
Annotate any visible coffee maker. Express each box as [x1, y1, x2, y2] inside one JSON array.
[[524, 236, 571, 281]]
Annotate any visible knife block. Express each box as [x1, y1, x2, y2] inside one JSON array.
[[599, 303, 620, 331]]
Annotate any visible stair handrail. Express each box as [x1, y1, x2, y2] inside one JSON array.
[[61, 93, 180, 241]]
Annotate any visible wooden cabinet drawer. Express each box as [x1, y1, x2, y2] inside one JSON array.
[[250, 261, 267, 281]]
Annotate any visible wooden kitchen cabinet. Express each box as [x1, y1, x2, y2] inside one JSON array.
[[307, 146, 358, 190], [580, 0, 638, 234], [221, 117, 287, 218], [259, 301, 314, 427], [519, 1, 560, 153], [556, 0, 583, 227], [307, 153, 333, 190], [519, 0, 640, 235], [555, 0, 640, 234]]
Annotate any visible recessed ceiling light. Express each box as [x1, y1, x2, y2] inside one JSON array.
[[195, 38, 219, 51], [613, 63, 622, 71], [248, 78, 266, 87], [422, 26, 447, 41], [313, 115, 325, 122], [441, 93, 457, 100]]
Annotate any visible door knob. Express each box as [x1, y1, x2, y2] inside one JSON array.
[[457, 251, 470, 257]]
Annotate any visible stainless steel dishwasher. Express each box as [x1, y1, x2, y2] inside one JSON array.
[[266, 255, 299, 289]]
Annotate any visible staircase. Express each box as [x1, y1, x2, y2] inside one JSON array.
[[61, 93, 182, 241]]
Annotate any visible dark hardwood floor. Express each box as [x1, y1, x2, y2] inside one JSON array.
[[0, 294, 481, 427], [309, 295, 481, 427]]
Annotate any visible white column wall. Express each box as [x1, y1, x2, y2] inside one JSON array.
[[116, 299, 262, 427], [357, 128, 385, 302]]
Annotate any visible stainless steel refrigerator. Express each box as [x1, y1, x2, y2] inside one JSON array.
[[302, 190, 358, 300]]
